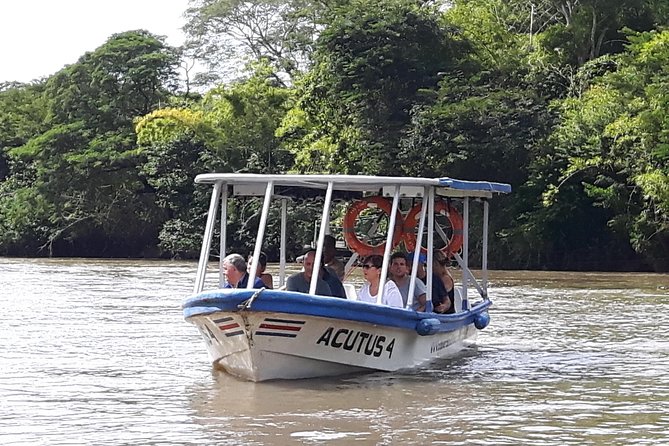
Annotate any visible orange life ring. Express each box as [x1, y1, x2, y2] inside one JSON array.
[[402, 200, 464, 258], [343, 197, 404, 256]]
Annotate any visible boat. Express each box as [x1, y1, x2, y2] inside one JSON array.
[[182, 173, 511, 381]]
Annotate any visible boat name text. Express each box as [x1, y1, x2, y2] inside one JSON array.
[[430, 339, 454, 353], [316, 327, 395, 359]]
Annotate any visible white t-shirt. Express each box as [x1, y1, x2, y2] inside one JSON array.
[[357, 281, 404, 308], [394, 276, 427, 310]]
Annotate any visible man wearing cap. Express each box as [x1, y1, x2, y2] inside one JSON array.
[[390, 252, 427, 311]]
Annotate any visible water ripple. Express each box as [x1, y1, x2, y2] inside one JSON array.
[[1, 259, 668, 445]]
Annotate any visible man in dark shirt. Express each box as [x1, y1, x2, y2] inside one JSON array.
[[322, 265, 347, 299]]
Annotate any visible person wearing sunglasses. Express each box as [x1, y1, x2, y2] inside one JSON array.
[[357, 255, 404, 308]]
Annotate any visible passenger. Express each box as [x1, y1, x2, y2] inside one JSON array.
[[357, 255, 404, 308], [407, 252, 428, 282], [390, 251, 427, 311], [323, 234, 345, 280], [222, 253, 265, 289], [321, 262, 347, 299], [286, 249, 333, 296], [248, 251, 273, 289], [432, 250, 455, 314], [408, 252, 448, 313]]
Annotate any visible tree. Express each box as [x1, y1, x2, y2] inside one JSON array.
[[534, 30, 669, 271], [44, 30, 179, 131], [0, 31, 181, 257], [183, 0, 329, 84], [0, 82, 49, 180], [281, 0, 468, 174], [135, 62, 294, 257]]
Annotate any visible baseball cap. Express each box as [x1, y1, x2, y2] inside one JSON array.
[[407, 252, 427, 264]]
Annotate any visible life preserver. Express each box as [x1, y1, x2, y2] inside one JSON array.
[[402, 200, 463, 258], [343, 197, 404, 256]]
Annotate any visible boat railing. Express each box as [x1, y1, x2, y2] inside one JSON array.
[[192, 174, 511, 311]]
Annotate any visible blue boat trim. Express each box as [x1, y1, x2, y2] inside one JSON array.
[[225, 330, 245, 337], [183, 289, 492, 335], [438, 177, 512, 194]]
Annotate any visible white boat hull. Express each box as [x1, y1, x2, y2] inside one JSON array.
[[188, 307, 479, 381]]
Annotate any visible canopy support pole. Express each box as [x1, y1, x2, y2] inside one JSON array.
[[310, 182, 333, 295], [194, 182, 221, 293], [248, 181, 273, 289]]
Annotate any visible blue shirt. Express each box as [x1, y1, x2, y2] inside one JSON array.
[[224, 273, 265, 289]]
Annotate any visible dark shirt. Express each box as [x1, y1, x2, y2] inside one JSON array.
[[322, 267, 347, 299], [430, 273, 455, 314], [286, 273, 332, 296], [224, 273, 265, 289]]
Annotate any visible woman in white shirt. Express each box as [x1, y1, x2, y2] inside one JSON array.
[[357, 255, 404, 308]]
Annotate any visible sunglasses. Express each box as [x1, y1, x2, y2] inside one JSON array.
[[361, 264, 378, 270]]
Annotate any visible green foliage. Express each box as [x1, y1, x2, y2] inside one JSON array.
[[399, 84, 551, 184], [44, 30, 179, 131], [0, 31, 181, 257], [135, 63, 294, 257], [532, 29, 669, 270], [284, 0, 468, 174], [135, 108, 213, 146], [2, 0, 669, 270], [201, 63, 294, 173]]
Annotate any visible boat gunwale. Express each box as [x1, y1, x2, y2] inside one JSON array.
[[183, 288, 492, 334]]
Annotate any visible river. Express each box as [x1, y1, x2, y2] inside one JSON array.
[[1, 258, 668, 445]]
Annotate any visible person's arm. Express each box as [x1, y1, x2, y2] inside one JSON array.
[[431, 275, 451, 313], [414, 278, 427, 311]]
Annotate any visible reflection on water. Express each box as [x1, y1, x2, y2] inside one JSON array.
[[1, 258, 668, 445]]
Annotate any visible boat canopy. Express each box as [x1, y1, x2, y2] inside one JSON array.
[[193, 172, 511, 310], [195, 173, 511, 199]]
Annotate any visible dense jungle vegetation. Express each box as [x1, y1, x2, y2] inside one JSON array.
[[1, 0, 669, 271]]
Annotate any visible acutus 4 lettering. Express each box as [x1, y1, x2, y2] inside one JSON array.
[[316, 327, 396, 359]]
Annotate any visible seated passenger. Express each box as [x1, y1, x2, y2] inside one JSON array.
[[321, 262, 347, 299], [286, 249, 333, 296], [222, 253, 265, 289], [389, 251, 427, 311], [407, 252, 444, 313], [357, 255, 403, 308], [407, 252, 428, 282], [323, 234, 345, 280], [432, 250, 455, 314], [248, 251, 273, 289]]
